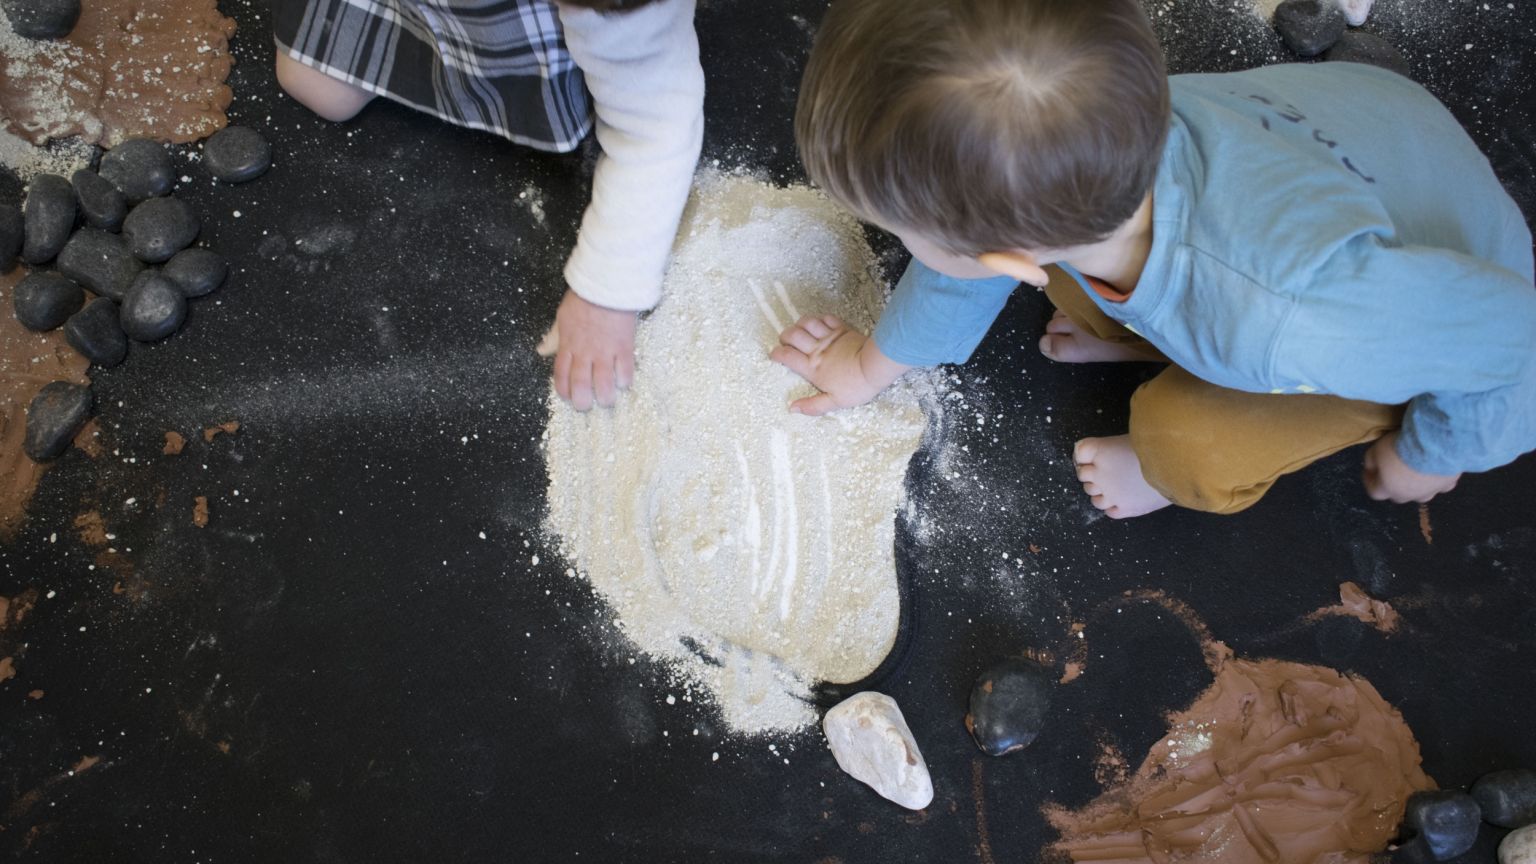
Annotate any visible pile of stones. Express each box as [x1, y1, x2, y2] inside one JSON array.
[[1394, 769, 1536, 863], [1271, 0, 1411, 78], [3, 127, 271, 462]]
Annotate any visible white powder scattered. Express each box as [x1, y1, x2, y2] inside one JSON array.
[[1249, 0, 1286, 18], [517, 184, 547, 227], [0, 129, 94, 183], [1247, 0, 1371, 24], [0, 11, 90, 144], [544, 172, 941, 735]]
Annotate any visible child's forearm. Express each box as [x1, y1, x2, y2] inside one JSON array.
[[558, 0, 704, 312]]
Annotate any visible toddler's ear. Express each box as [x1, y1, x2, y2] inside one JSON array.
[[978, 251, 1049, 288]]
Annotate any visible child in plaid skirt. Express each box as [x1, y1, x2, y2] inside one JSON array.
[[274, 0, 703, 410]]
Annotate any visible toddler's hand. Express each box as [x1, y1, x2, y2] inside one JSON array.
[[541, 288, 637, 411], [1362, 431, 1461, 504], [769, 315, 909, 416]]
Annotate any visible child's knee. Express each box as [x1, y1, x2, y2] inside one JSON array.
[[1127, 368, 1401, 514], [275, 53, 373, 122], [1127, 371, 1272, 514]]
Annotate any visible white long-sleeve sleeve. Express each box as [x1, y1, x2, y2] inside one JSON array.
[[557, 0, 704, 312]]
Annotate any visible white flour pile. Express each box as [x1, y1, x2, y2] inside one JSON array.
[[544, 172, 938, 735]]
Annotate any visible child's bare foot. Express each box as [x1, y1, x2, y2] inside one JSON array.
[[1039, 311, 1165, 364], [1073, 435, 1171, 519]]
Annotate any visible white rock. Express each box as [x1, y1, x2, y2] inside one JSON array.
[[1336, 0, 1373, 26], [823, 692, 934, 810], [1502, 824, 1536, 864]]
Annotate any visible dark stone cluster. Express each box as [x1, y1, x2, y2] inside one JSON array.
[[5, 128, 271, 463]]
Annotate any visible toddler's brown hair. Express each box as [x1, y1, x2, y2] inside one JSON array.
[[796, 0, 1170, 255]]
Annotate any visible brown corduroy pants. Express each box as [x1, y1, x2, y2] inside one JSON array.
[[1043, 268, 1403, 514]]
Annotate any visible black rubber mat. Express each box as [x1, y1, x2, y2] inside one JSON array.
[[1, 0, 1532, 861]]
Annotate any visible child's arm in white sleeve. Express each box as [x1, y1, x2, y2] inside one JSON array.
[[558, 0, 704, 312]]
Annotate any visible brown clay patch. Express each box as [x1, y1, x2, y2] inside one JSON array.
[[203, 421, 240, 442], [0, 0, 236, 147], [0, 269, 90, 539]]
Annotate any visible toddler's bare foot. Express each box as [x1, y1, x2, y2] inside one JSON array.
[[1074, 435, 1171, 519], [1039, 311, 1165, 364]]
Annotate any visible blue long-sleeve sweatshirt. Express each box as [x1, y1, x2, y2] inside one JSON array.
[[871, 63, 1536, 476]]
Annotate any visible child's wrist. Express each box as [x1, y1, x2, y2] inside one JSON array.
[[857, 338, 914, 393]]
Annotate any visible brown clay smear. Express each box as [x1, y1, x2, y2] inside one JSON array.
[[73, 510, 109, 546], [0, 588, 38, 630], [203, 420, 239, 442], [0, 0, 236, 147], [0, 269, 90, 538], [192, 495, 208, 527], [1310, 581, 1400, 634], [163, 431, 186, 455], [73, 417, 103, 458], [1047, 655, 1432, 863]]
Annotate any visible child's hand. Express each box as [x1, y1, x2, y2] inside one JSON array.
[[1362, 432, 1461, 503], [540, 288, 637, 411], [769, 315, 911, 416]]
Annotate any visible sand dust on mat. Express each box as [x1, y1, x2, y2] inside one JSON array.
[[0, 0, 235, 147], [544, 172, 938, 734]]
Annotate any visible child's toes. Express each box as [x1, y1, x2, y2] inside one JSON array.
[[1074, 438, 1100, 465], [1045, 311, 1076, 335], [1039, 333, 1062, 360]]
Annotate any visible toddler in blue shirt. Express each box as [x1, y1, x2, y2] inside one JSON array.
[[776, 0, 1535, 517]]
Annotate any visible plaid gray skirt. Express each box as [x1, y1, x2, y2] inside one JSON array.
[[272, 0, 593, 151]]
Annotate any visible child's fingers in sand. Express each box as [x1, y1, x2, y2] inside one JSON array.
[[567, 356, 595, 412], [790, 393, 839, 416]]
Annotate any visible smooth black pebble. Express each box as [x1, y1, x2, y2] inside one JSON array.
[[966, 656, 1054, 756], [56, 228, 143, 301], [0, 202, 20, 272], [13, 271, 84, 331], [163, 247, 227, 297], [71, 169, 127, 231], [23, 381, 91, 462], [1471, 768, 1536, 829], [21, 173, 75, 265], [1273, 0, 1346, 57], [64, 297, 128, 367], [122, 197, 199, 263], [203, 126, 272, 183], [120, 272, 186, 341], [1389, 837, 1434, 864], [1402, 790, 1481, 861], [1324, 31, 1412, 77], [1, 0, 80, 39], [98, 139, 173, 203]]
